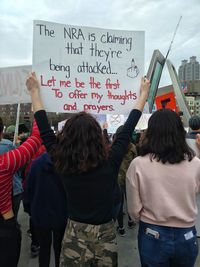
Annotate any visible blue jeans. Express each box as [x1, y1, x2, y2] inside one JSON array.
[[138, 221, 199, 267]]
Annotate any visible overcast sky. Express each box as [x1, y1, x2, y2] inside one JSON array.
[[0, 0, 199, 85]]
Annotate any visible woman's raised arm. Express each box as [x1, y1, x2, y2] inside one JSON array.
[[26, 72, 44, 113]]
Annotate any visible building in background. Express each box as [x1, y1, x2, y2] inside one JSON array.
[[157, 84, 200, 116], [178, 56, 200, 115], [178, 56, 200, 82], [0, 103, 68, 131], [185, 96, 195, 115], [185, 96, 200, 116]]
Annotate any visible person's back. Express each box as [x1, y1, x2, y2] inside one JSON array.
[[126, 109, 200, 267], [128, 155, 200, 227], [26, 152, 68, 228], [27, 73, 150, 267], [25, 152, 68, 267]]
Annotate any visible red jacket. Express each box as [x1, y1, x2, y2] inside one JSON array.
[[0, 121, 42, 215]]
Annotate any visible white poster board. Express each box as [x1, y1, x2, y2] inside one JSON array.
[[33, 20, 144, 114], [106, 113, 151, 134], [0, 65, 31, 104], [135, 113, 151, 130], [58, 119, 67, 132], [106, 114, 125, 133]]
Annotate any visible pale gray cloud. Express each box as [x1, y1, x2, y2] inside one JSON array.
[[0, 0, 199, 85]]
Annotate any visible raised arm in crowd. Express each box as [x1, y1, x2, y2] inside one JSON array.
[[26, 72, 150, 267]]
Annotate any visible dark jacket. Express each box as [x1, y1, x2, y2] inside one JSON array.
[[24, 152, 68, 229], [118, 143, 137, 186], [35, 109, 141, 225]]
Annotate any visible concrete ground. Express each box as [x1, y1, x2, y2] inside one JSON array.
[[18, 206, 200, 267]]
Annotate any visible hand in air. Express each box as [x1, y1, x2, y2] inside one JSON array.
[[140, 76, 150, 97], [26, 72, 40, 92]]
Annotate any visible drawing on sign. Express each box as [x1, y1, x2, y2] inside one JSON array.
[[127, 58, 139, 78], [109, 115, 122, 126], [106, 114, 124, 133]]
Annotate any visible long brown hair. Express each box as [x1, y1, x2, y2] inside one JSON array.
[[52, 112, 107, 173], [139, 109, 195, 163]]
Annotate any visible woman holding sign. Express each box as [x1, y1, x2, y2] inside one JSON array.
[[26, 72, 150, 267]]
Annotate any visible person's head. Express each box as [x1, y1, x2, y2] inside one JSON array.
[[4, 125, 15, 142], [0, 117, 3, 140], [139, 109, 195, 164], [189, 115, 200, 131], [53, 112, 107, 173]]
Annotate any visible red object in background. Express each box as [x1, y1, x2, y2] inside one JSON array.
[[155, 92, 179, 112], [22, 144, 46, 189]]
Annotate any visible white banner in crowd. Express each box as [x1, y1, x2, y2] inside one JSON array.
[[0, 65, 31, 104], [106, 113, 151, 133], [58, 113, 151, 134], [58, 119, 67, 132], [33, 20, 144, 114], [106, 114, 125, 133], [135, 113, 151, 130]]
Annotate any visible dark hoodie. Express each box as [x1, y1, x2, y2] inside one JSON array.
[[24, 152, 68, 229]]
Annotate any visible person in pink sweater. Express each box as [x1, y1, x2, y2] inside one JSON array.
[[126, 108, 200, 267]]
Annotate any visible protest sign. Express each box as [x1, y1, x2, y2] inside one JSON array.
[[106, 113, 151, 133], [155, 92, 178, 111], [33, 20, 144, 114], [0, 65, 31, 104], [106, 114, 125, 133], [58, 119, 67, 132], [135, 113, 151, 130], [93, 114, 107, 128]]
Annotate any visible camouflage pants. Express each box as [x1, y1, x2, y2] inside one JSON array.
[[60, 219, 118, 267]]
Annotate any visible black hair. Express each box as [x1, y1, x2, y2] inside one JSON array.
[[189, 115, 200, 131], [139, 109, 195, 164], [0, 117, 3, 134]]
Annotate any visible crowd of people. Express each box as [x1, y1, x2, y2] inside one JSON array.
[[0, 72, 200, 267]]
